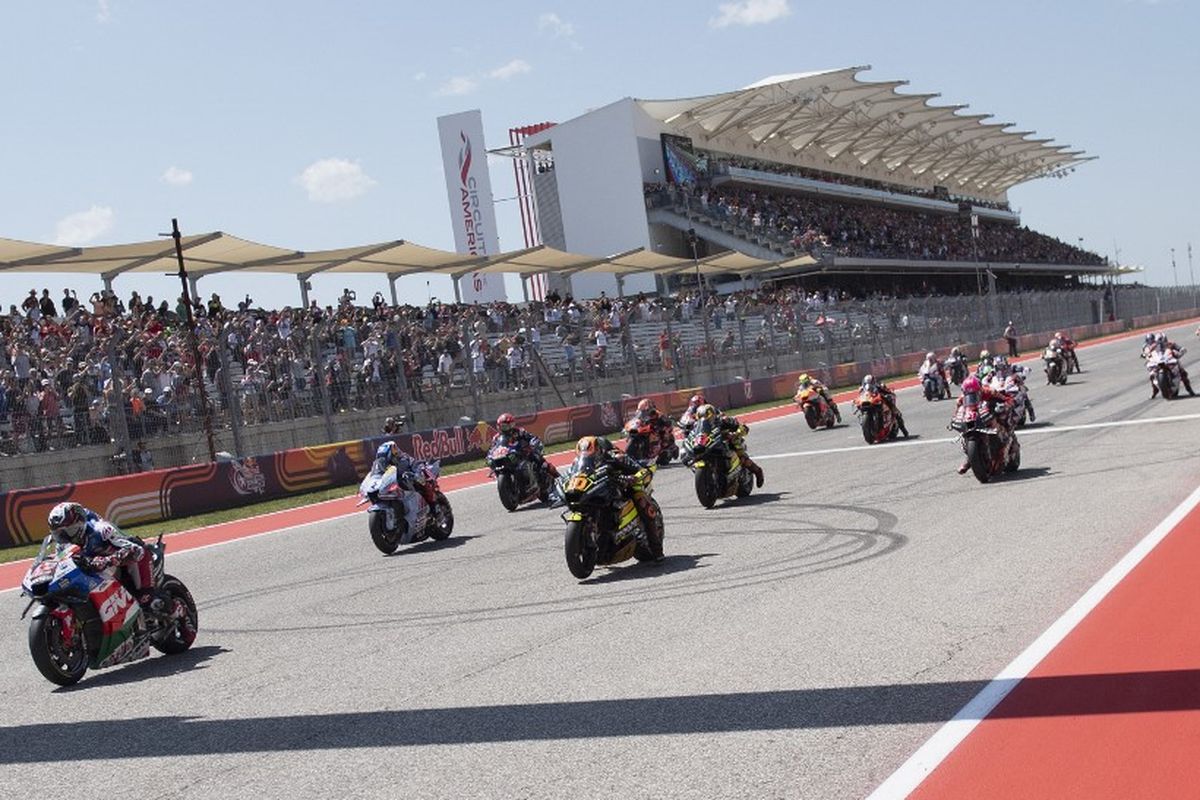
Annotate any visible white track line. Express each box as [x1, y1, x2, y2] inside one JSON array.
[[757, 411, 1200, 461], [867, 482, 1200, 799]]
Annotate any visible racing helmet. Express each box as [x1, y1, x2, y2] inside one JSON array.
[[926, 352, 936, 361], [979, 349, 990, 361], [48, 502, 87, 546], [496, 412, 516, 434], [689, 393, 706, 407], [797, 372, 811, 387], [576, 436, 600, 456], [695, 404, 717, 421], [862, 373, 875, 389], [951, 346, 961, 356], [1145, 333, 1155, 345], [636, 398, 657, 416], [962, 375, 982, 394], [1156, 332, 1168, 344], [376, 440, 400, 461], [1054, 331, 1063, 340]]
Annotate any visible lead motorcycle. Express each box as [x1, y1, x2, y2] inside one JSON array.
[[623, 415, 679, 465], [19, 533, 198, 686], [487, 436, 553, 511], [854, 385, 904, 444], [1043, 344, 1068, 385], [679, 416, 754, 508], [795, 385, 837, 430], [359, 460, 454, 554], [1146, 348, 1183, 400], [556, 454, 663, 580], [949, 392, 1020, 483]]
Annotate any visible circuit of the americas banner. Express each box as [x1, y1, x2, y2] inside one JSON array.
[[436, 109, 506, 304]]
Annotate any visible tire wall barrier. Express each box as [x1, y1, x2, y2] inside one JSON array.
[[0, 313, 1193, 548]]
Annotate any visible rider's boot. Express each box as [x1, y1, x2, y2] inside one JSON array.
[[1151, 379, 1159, 399], [742, 455, 765, 487], [832, 401, 842, 422], [897, 413, 910, 438], [1184, 374, 1196, 396], [957, 459, 970, 475]]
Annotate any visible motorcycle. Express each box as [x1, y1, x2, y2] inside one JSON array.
[[487, 437, 553, 511], [679, 416, 754, 508], [950, 392, 1020, 483], [1147, 350, 1182, 400], [921, 369, 950, 401], [1043, 346, 1068, 385], [359, 460, 454, 554], [557, 454, 662, 580], [19, 534, 198, 686], [946, 354, 968, 387], [795, 386, 836, 430], [623, 415, 679, 465], [854, 386, 903, 444]]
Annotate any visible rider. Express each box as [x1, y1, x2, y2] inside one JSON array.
[[794, 373, 841, 422], [694, 403, 765, 487], [945, 346, 967, 382], [493, 412, 559, 478], [47, 502, 162, 613], [631, 398, 676, 449], [1053, 330, 1081, 372], [860, 374, 910, 438], [954, 375, 1016, 475], [1147, 332, 1195, 397], [918, 352, 948, 396], [577, 435, 664, 561], [372, 440, 431, 537], [995, 357, 1036, 423], [976, 349, 993, 376], [1140, 333, 1157, 360], [677, 393, 708, 431]]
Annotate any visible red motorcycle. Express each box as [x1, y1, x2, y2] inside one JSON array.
[[949, 394, 1020, 483], [853, 386, 905, 444], [623, 416, 679, 465], [794, 386, 836, 430]]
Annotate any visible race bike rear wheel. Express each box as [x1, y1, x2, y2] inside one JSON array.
[[153, 575, 198, 655], [564, 520, 597, 579], [429, 497, 454, 540], [695, 466, 718, 509], [497, 473, 519, 512], [29, 612, 88, 686], [966, 437, 991, 484], [369, 509, 402, 554], [735, 468, 753, 498]]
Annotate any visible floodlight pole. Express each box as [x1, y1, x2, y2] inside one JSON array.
[[688, 229, 717, 383], [1171, 248, 1178, 290], [1189, 243, 1196, 308], [169, 218, 218, 463]]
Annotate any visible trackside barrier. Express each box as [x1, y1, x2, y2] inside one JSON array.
[[0, 312, 1194, 548]]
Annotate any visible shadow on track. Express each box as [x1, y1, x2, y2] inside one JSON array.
[[579, 553, 717, 585], [384, 535, 479, 558], [13, 668, 1200, 760], [54, 645, 230, 693], [1001, 467, 1052, 482]]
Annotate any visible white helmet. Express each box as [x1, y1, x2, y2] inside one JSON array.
[[925, 351, 935, 361]]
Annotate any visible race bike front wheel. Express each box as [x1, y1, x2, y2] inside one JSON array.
[[497, 473, 519, 512], [29, 612, 88, 686], [564, 520, 597, 579], [861, 409, 881, 444], [804, 405, 819, 430], [369, 509, 402, 554], [695, 466, 718, 508], [966, 437, 991, 484], [153, 576, 199, 655]]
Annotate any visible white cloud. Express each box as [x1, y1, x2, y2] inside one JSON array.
[[54, 206, 115, 246], [96, 0, 111, 22], [295, 158, 377, 203], [488, 59, 532, 81], [412, 71, 427, 82], [709, 0, 791, 28], [161, 166, 193, 186], [537, 12, 575, 37], [435, 75, 479, 96]]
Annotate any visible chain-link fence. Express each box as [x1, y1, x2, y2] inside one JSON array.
[[1, 285, 1196, 471]]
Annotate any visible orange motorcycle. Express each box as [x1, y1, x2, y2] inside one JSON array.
[[794, 386, 836, 430], [853, 386, 906, 444]]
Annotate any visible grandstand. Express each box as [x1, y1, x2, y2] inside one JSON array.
[[510, 66, 1106, 299]]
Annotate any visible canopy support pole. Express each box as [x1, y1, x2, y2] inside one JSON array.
[[453, 276, 462, 304], [298, 274, 310, 308], [188, 275, 200, 304], [521, 275, 530, 303], [388, 273, 399, 307]]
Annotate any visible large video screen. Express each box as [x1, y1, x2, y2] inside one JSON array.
[[661, 134, 704, 184]]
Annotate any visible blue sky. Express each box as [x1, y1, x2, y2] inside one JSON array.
[[1, 0, 1196, 307]]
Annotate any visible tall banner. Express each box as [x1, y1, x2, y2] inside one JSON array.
[[437, 110, 506, 304]]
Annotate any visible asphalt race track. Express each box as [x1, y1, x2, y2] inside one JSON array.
[[2, 322, 1198, 799]]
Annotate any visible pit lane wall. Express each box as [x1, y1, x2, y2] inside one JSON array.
[[0, 313, 1183, 548]]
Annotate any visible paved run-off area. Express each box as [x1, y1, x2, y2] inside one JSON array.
[[1, 323, 1198, 799]]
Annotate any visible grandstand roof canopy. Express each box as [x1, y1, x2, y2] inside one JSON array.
[[0, 232, 817, 289], [636, 66, 1093, 196]]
